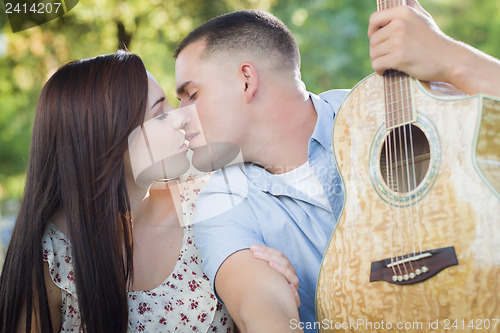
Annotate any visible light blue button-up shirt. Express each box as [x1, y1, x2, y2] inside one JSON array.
[[193, 89, 350, 332]]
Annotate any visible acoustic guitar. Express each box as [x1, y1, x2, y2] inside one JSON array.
[[316, 1, 500, 332]]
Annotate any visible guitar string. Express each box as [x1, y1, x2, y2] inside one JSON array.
[[402, 0, 423, 259], [384, 73, 398, 277], [382, 0, 403, 279], [384, 2, 403, 276], [395, 0, 413, 275], [390, 0, 404, 279], [389, 71, 406, 278], [394, 71, 410, 277], [382, 0, 398, 278], [399, 74, 413, 274], [381, 0, 419, 280], [404, 76, 422, 258], [391, 68, 416, 277], [401, 75, 417, 273], [392, 0, 419, 279]]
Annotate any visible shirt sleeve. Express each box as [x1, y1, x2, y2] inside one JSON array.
[[192, 165, 265, 302]]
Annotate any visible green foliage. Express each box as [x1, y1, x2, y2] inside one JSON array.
[[0, 0, 499, 214], [272, 0, 375, 93]]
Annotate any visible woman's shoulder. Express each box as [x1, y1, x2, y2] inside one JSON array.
[[42, 223, 76, 295], [42, 222, 82, 332]]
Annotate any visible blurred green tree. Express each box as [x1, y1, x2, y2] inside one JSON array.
[[0, 0, 499, 217], [0, 0, 276, 215]]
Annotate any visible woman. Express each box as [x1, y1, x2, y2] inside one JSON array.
[[0, 51, 299, 332]]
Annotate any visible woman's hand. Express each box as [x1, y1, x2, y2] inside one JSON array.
[[249, 244, 300, 307]]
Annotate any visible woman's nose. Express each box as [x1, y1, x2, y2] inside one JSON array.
[[170, 108, 190, 130]]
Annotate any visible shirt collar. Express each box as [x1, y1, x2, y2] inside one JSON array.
[[308, 92, 335, 151]]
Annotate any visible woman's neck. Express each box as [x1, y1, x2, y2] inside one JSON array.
[[134, 181, 182, 228]]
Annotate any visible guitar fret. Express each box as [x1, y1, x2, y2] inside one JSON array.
[[387, 82, 411, 89], [386, 112, 413, 122], [386, 103, 413, 109], [377, 0, 406, 11], [383, 70, 416, 128], [386, 93, 412, 100], [382, 50, 414, 128], [386, 106, 413, 112], [386, 97, 412, 103], [386, 109, 413, 118]]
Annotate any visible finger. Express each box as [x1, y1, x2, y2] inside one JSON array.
[[290, 283, 301, 308], [250, 244, 282, 257], [250, 244, 281, 262], [250, 245, 299, 287], [369, 25, 390, 50], [269, 255, 298, 277], [369, 24, 392, 59], [371, 53, 395, 76], [369, 24, 400, 75], [250, 245, 293, 272], [269, 261, 299, 291], [368, 10, 393, 38]]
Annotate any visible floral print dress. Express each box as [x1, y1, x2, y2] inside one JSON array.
[[41, 172, 233, 332], [127, 225, 233, 332]]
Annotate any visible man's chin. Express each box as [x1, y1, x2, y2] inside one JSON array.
[[191, 142, 241, 172]]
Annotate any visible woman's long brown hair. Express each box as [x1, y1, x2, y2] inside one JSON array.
[[0, 51, 148, 332]]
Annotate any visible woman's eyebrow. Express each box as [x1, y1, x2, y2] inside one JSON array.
[[151, 96, 165, 109]]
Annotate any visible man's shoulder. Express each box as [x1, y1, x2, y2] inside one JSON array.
[[194, 163, 253, 223], [201, 164, 250, 195], [318, 89, 350, 108]]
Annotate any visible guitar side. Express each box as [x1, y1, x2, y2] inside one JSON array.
[[316, 73, 500, 332]]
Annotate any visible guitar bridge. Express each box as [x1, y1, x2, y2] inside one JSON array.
[[369, 246, 458, 285]]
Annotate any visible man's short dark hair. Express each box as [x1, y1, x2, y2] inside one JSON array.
[[174, 9, 300, 72]]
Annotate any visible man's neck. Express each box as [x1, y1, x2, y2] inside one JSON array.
[[243, 93, 317, 174]]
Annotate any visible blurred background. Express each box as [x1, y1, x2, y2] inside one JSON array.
[[1, 0, 499, 266]]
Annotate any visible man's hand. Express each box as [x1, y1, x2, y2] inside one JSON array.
[[368, 0, 453, 82], [368, 0, 500, 97]]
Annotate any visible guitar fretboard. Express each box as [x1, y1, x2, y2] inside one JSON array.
[[377, 0, 417, 129], [384, 70, 416, 129]]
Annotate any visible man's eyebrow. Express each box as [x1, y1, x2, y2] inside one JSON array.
[[176, 81, 192, 97], [151, 96, 165, 109]]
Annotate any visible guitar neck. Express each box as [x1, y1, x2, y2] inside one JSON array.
[[376, 0, 417, 129], [377, 0, 407, 11]]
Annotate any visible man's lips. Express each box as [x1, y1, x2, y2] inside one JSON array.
[[185, 131, 199, 142]]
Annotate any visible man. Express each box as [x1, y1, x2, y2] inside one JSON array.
[[174, 1, 500, 332]]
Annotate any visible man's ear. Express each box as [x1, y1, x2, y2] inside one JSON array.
[[240, 62, 258, 103]]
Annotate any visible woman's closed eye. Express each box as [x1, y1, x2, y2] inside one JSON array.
[[153, 101, 172, 120], [155, 112, 168, 120]]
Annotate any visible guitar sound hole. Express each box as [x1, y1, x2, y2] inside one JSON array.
[[379, 124, 430, 193]]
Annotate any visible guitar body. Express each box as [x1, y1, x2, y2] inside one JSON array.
[[316, 73, 500, 332]]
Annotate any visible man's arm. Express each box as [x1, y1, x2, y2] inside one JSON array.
[[215, 249, 302, 333], [368, 0, 500, 97]]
